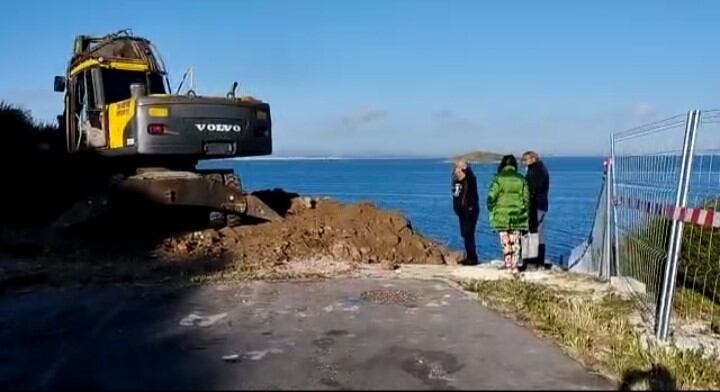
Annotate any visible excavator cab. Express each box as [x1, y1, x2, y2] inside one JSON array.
[[54, 31, 170, 153], [54, 30, 271, 159], [50, 30, 280, 228]]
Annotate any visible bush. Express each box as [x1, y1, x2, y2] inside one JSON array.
[[0, 102, 71, 226], [677, 199, 720, 311], [617, 216, 672, 299], [617, 201, 720, 319]]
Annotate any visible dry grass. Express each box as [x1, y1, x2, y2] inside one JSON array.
[[463, 279, 720, 390], [673, 287, 720, 334]]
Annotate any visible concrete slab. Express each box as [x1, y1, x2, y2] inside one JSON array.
[[611, 276, 647, 295], [0, 278, 611, 390]]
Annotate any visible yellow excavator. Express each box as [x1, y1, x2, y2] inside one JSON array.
[[52, 30, 281, 227]]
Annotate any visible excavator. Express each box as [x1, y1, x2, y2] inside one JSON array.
[[51, 30, 281, 227]]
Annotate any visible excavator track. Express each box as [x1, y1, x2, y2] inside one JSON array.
[[223, 173, 243, 227], [52, 169, 282, 229]]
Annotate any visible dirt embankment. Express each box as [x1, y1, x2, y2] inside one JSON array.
[[0, 190, 459, 288], [159, 190, 458, 268]]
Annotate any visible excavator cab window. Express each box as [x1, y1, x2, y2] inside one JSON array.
[[71, 71, 95, 123], [69, 69, 106, 149], [101, 69, 166, 104]]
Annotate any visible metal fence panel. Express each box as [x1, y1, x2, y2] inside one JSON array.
[[611, 113, 690, 325], [567, 167, 610, 277], [671, 109, 720, 337], [655, 110, 699, 340], [573, 108, 720, 340]]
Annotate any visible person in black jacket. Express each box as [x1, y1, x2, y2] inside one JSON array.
[[452, 160, 480, 265], [521, 151, 551, 270]]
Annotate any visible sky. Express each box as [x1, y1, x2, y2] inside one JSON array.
[[0, 0, 718, 157]]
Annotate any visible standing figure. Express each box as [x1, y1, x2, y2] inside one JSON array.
[[487, 155, 529, 274], [452, 160, 480, 265], [522, 151, 551, 270]]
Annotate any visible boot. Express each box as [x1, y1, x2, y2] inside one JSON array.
[[539, 244, 551, 269], [518, 260, 528, 272]]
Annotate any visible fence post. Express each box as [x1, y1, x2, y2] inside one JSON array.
[[603, 148, 612, 280], [655, 110, 700, 341], [610, 134, 620, 277]]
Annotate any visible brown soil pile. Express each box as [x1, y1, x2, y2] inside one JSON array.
[[158, 191, 459, 269], [0, 189, 460, 288]]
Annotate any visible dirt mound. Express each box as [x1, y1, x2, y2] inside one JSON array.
[[159, 190, 459, 269], [1, 189, 461, 287]]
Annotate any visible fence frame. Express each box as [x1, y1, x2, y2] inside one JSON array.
[[610, 110, 702, 342], [605, 135, 614, 279], [654, 110, 700, 341], [610, 133, 620, 277]]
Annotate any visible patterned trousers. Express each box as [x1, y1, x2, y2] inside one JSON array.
[[499, 231, 521, 269]]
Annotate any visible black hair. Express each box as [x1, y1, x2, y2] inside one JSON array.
[[497, 155, 518, 173]]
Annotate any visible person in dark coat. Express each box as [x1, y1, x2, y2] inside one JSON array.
[[521, 151, 551, 270], [452, 160, 480, 265]]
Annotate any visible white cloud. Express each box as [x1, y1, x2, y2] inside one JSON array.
[[340, 108, 387, 129], [432, 110, 484, 132], [631, 102, 657, 122]]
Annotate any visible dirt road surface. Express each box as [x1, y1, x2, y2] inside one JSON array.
[[0, 278, 610, 390]]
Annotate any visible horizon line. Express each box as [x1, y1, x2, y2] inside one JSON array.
[[238, 153, 608, 160]]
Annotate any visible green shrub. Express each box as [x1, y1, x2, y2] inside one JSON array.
[[617, 201, 720, 319], [0, 102, 67, 226]]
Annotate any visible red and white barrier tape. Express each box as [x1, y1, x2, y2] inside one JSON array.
[[615, 194, 720, 229]]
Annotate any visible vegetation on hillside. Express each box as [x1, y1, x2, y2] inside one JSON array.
[[617, 202, 720, 327], [0, 101, 60, 152], [451, 150, 504, 163], [0, 101, 73, 225]]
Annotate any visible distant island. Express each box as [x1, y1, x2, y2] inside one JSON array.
[[451, 151, 505, 163]]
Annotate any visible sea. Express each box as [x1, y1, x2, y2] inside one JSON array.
[[199, 157, 606, 265]]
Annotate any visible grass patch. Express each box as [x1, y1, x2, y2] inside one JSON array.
[[463, 279, 720, 390], [673, 288, 720, 334], [618, 208, 720, 325]]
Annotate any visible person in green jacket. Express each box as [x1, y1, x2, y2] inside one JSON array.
[[487, 155, 530, 274]]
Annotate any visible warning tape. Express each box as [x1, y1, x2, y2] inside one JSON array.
[[615, 194, 720, 229]]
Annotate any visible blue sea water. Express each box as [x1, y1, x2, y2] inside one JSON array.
[[199, 157, 605, 264]]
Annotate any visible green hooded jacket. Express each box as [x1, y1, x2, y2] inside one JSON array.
[[487, 165, 530, 231]]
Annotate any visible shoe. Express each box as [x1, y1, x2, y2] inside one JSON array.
[[538, 245, 547, 269]]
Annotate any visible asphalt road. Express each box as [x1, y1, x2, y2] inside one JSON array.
[[0, 278, 611, 390]]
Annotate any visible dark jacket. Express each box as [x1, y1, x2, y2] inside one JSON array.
[[526, 160, 550, 212], [487, 165, 529, 231], [452, 167, 479, 217]]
